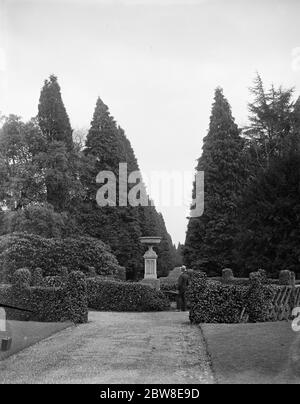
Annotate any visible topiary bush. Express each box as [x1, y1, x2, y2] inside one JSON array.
[[221, 268, 234, 284], [0, 232, 123, 282], [188, 271, 278, 324], [87, 278, 170, 312], [12, 268, 31, 289], [65, 271, 88, 323], [279, 270, 294, 285], [32, 267, 43, 286], [188, 272, 247, 324], [246, 271, 275, 322], [0, 271, 88, 323], [42, 276, 65, 288]]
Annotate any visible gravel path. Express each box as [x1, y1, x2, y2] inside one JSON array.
[[0, 311, 214, 384]]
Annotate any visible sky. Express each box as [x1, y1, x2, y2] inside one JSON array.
[[1, 0, 300, 244]]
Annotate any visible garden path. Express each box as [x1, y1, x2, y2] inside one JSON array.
[[0, 311, 214, 384]]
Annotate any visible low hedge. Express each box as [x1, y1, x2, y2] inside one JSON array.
[[87, 278, 170, 312], [0, 232, 123, 282], [188, 272, 246, 324], [188, 271, 275, 324], [0, 269, 88, 323]]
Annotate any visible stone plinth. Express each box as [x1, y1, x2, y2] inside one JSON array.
[[139, 236, 162, 290]]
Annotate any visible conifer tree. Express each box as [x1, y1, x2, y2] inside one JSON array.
[[37, 75, 75, 211], [38, 75, 73, 150], [184, 88, 245, 274], [78, 97, 175, 279], [234, 84, 300, 277], [76, 98, 176, 279]]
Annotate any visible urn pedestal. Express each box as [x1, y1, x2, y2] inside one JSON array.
[[139, 236, 162, 290]]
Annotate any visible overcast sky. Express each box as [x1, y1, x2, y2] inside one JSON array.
[[1, 0, 300, 244]]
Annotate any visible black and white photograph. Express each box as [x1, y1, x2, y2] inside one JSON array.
[[0, 0, 300, 387]]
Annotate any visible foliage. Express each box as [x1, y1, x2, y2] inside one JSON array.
[[0, 203, 78, 238], [65, 271, 88, 323], [184, 77, 300, 279], [184, 88, 246, 274], [37, 75, 83, 211], [0, 270, 88, 323], [12, 268, 31, 289], [86, 278, 170, 312], [188, 271, 276, 324], [188, 272, 246, 324], [0, 115, 46, 209], [234, 151, 300, 278], [32, 267, 43, 286], [245, 74, 296, 169], [0, 232, 122, 282], [38, 75, 73, 150], [77, 97, 175, 279], [246, 271, 275, 322]]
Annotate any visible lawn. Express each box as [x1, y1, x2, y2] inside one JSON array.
[[201, 321, 300, 384], [0, 320, 72, 361]]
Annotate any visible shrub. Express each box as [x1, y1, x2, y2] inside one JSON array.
[[246, 271, 275, 322], [279, 270, 294, 285], [222, 268, 234, 283], [12, 268, 31, 289], [32, 267, 43, 286], [189, 271, 277, 324], [42, 276, 65, 288], [0, 203, 78, 238], [0, 232, 123, 282], [160, 277, 178, 291], [87, 279, 170, 312], [65, 271, 88, 324], [0, 271, 88, 323], [115, 266, 126, 281], [188, 272, 247, 324]]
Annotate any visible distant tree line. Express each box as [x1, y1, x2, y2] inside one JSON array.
[[0, 75, 176, 280], [184, 75, 300, 278]]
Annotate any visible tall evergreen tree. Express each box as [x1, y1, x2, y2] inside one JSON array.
[[37, 75, 75, 211], [184, 88, 245, 274], [234, 81, 300, 277], [77, 97, 175, 279], [245, 74, 294, 169], [38, 75, 73, 150]]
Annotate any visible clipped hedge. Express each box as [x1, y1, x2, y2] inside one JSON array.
[[0, 232, 123, 282], [87, 278, 170, 312], [188, 272, 247, 324], [0, 269, 88, 323], [188, 271, 275, 324]]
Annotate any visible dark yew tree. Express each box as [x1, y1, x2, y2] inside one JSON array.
[[184, 88, 245, 274]]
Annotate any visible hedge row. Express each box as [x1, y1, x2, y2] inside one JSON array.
[[0, 269, 88, 323], [0, 232, 124, 282], [87, 278, 170, 312], [188, 271, 275, 324]]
